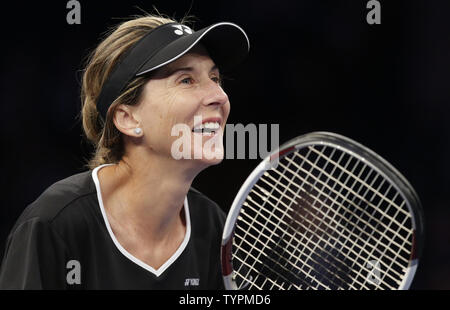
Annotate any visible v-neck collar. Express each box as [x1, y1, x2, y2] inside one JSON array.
[[91, 164, 191, 277]]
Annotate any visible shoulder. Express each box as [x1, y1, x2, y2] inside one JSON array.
[[187, 187, 227, 232], [187, 187, 226, 217], [12, 171, 97, 230]]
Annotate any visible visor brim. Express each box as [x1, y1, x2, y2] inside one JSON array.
[[136, 22, 250, 76]]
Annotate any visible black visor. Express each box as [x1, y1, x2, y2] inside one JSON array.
[[96, 22, 250, 120]]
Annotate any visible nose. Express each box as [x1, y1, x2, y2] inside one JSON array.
[[201, 80, 229, 107]]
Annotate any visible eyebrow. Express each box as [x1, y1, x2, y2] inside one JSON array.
[[164, 65, 219, 77]]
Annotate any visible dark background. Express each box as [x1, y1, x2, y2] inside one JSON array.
[[0, 0, 448, 289]]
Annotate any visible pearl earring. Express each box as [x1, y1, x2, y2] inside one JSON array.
[[134, 128, 142, 135]]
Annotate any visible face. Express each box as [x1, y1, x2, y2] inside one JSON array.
[[133, 45, 230, 168]]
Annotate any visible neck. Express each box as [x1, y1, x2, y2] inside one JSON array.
[[99, 150, 203, 242]]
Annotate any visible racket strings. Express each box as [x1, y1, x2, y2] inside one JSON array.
[[246, 190, 349, 289], [286, 152, 411, 245], [235, 150, 300, 285], [314, 153, 405, 288], [289, 148, 415, 279], [276, 147, 366, 289], [263, 163, 409, 274], [284, 150, 414, 288], [262, 151, 370, 289], [233, 151, 311, 289], [245, 190, 355, 289], [262, 168, 404, 288], [233, 217, 309, 289], [306, 147, 413, 234], [252, 180, 354, 281], [278, 156, 412, 266], [231, 144, 414, 290], [234, 147, 354, 290], [239, 174, 390, 290], [251, 179, 383, 289], [234, 147, 343, 289]]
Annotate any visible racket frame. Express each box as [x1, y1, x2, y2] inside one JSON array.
[[221, 131, 424, 290]]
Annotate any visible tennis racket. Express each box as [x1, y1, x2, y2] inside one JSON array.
[[221, 132, 424, 290]]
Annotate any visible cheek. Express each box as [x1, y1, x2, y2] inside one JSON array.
[[141, 87, 178, 126], [140, 90, 199, 150], [137, 92, 172, 145], [223, 102, 231, 123], [166, 90, 205, 128]]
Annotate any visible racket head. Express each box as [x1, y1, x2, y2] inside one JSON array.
[[221, 131, 424, 290]]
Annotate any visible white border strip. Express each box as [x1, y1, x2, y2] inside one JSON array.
[[92, 164, 191, 277]]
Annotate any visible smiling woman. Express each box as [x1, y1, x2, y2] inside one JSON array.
[[0, 13, 249, 289], [133, 44, 230, 165]]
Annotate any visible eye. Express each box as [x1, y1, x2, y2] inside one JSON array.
[[211, 75, 222, 85], [180, 77, 194, 85]]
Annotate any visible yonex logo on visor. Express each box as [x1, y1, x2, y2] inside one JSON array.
[[172, 25, 193, 35]]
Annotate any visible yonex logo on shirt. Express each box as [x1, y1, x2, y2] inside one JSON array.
[[184, 278, 200, 286]]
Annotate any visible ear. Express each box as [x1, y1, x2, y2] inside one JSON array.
[[112, 104, 143, 137]]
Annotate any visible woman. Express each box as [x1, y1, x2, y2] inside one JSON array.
[[0, 14, 249, 289]]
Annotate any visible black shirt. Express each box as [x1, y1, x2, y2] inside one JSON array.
[[0, 165, 226, 289]]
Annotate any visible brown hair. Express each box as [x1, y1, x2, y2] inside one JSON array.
[[81, 14, 185, 169]]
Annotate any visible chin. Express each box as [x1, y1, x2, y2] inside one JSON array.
[[196, 146, 225, 166], [182, 155, 223, 177], [181, 143, 223, 173], [200, 156, 224, 166], [171, 131, 226, 169]]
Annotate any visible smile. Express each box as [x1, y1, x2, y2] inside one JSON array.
[[192, 121, 221, 136]]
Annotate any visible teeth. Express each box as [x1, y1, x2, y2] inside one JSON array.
[[193, 122, 220, 133], [204, 122, 220, 130]]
